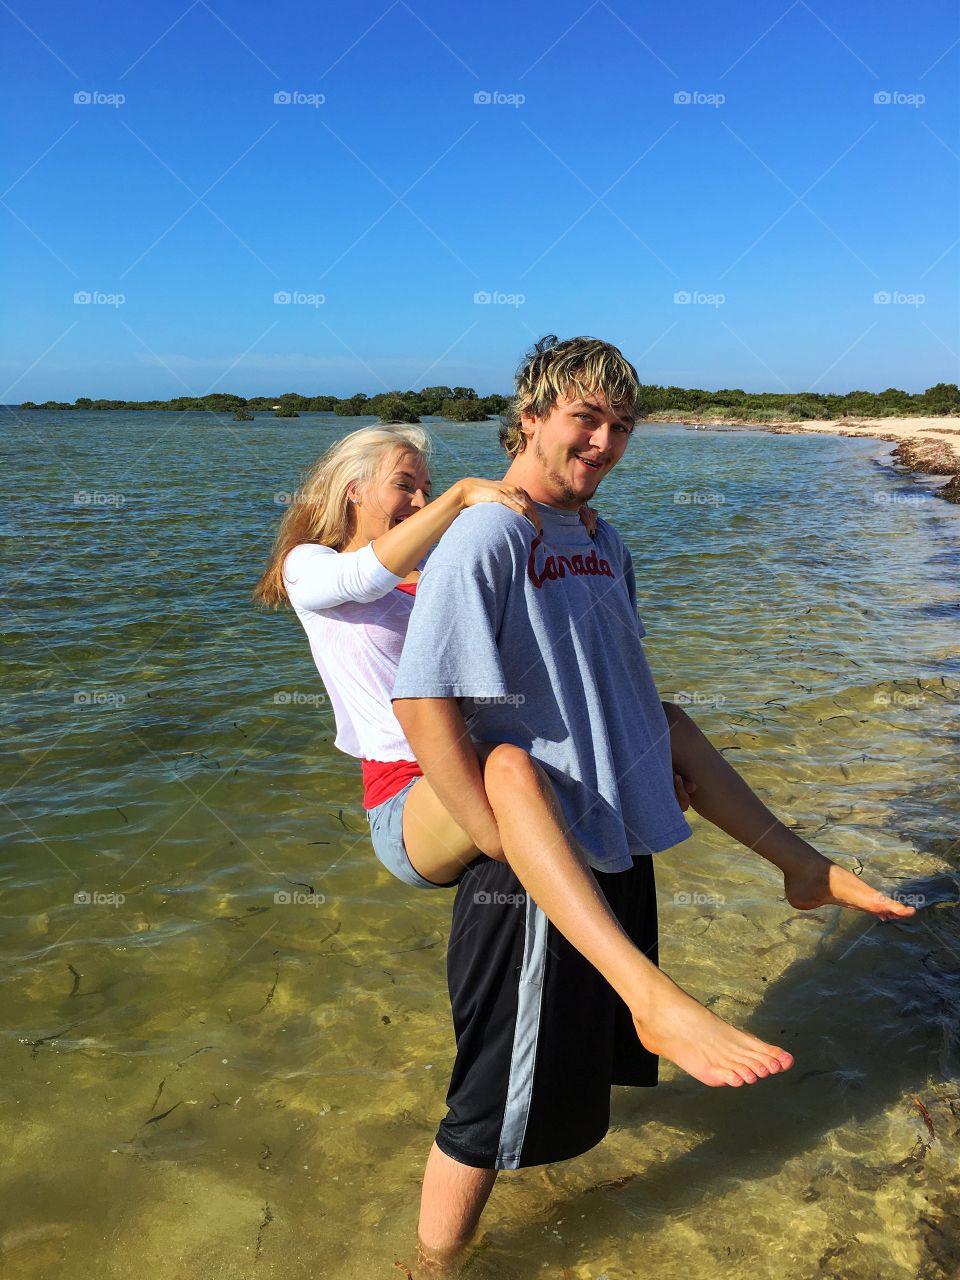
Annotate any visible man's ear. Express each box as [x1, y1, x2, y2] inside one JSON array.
[[519, 410, 538, 440]]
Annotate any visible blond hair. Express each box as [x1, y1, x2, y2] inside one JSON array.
[[499, 335, 641, 458], [253, 424, 430, 608]]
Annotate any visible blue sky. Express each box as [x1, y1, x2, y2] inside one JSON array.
[[2, 0, 958, 400]]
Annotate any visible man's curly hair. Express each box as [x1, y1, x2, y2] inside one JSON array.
[[499, 335, 641, 458]]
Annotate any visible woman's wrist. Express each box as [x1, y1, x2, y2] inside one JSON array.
[[447, 478, 468, 512]]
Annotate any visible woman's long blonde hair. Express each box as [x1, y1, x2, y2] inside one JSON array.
[[253, 423, 430, 608]]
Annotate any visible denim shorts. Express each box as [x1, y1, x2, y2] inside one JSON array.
[[366, 779, 463, 890]]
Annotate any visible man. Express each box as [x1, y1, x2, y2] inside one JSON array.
[[392, 335, 912, 1269]]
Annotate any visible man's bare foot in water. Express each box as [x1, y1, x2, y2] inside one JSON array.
[[632, 969, 794, 1087], [782, 852, 916, 920]]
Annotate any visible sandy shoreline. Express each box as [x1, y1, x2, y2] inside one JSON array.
[[657, 414, 960, 502]]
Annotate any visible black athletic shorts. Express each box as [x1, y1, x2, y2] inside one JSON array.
[[435, 852, 658, 1170]]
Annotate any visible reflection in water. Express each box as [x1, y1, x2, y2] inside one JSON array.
[[1, 412, 957, 1279]]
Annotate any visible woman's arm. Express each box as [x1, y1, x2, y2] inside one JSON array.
[[370, 478, 541, 577]]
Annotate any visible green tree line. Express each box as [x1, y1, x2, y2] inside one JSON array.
[[16, 383, 960, 420]]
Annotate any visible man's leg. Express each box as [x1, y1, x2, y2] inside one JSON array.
[[662, 702, 916, 920], [416, 1142, 497, 1268]]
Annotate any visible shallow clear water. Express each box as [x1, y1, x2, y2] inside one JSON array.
[[1, 409, 958, 1279]]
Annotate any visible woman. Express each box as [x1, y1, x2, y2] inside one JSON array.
[[254, 423, 560, 887]]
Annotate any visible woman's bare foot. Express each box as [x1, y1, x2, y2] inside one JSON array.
[[631, 970, 794, 1087], [783, 854, 916, 920]]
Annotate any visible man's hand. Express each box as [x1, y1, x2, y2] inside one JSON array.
[[674, 771, 696, 812]]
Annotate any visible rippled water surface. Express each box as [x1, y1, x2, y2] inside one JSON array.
[[2, 410, 959, 1279]]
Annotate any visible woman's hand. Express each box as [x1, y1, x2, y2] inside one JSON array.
[[578, 504, 599, 538], [456, 478, 542, 534]]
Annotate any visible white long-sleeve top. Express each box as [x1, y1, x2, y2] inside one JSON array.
[[283, 542, 416, 760]]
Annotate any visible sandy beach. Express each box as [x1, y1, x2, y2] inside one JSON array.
[[667, 415, 960, 501]]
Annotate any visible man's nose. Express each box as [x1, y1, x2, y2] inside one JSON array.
[[589, 423, 613, 452]]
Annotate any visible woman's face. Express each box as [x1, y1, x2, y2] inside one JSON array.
[[352, 448, 432, 540]]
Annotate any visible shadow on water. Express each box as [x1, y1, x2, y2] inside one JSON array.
[[457, 871, 960, 1279]]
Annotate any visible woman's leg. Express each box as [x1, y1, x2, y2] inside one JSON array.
[[662, 701, 915, 918], [404, 747, 792, 1084]]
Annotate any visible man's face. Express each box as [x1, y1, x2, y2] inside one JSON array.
[[520, 390, 634, 507]]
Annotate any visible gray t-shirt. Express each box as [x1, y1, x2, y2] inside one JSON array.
[[392, 501, 692, 873]]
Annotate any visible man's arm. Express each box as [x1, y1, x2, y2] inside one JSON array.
[[393, 697, 502, 857]]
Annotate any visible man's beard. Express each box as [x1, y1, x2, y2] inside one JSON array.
[[534, 437, 596, 505]]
